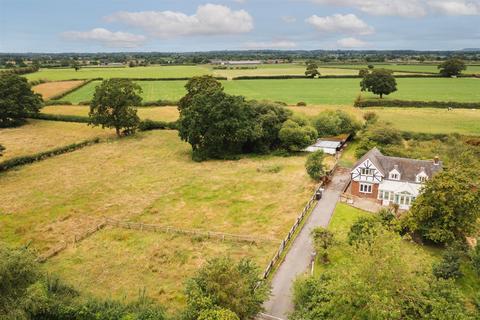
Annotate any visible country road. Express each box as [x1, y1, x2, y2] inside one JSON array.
[[262, 168, 351, 319]]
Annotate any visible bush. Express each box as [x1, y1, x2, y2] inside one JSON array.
[[139, 119, 177, 131], [433, 246, 463, 279], [347, 216, 381, 247], [141, 99, 179, 106], [0, 138, 100, 172], [305, 150, 325, 181], [44, 100, 73, 106], [470, 240, 480, 275], [296, 101, 307, 106], [279, 119, 317, 152], [362, 111, 378, 125], [313, 110, 361, 138]]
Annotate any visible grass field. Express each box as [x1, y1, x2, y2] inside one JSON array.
[[289, 105, 480, 135], [0, 130, 318, 306], [61, 78, 480, 105], [0, 120, 114, 160], [33, 80, 85, 100], [322, 63, 480, 74], [42, 105, 180, 122]]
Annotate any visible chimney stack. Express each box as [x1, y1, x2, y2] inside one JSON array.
[[434, 156, 440, 165]]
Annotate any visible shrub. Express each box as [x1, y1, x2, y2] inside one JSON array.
[[139, 119, 177, 131], [305, 150, 325, 181], [470, 240, 480, 275], [433, 246, 463, 279], [347, 216, 381, 247], [296, 101, 307, 106], [311, 227, 335, 263], [362, 111, 378, 125], [279, 119, 317, 152], [44, 100, 72, 106], [313, 110, 361, 137]]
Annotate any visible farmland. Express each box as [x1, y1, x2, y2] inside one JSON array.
[[0, 129, 316, 307], [321, 63, 480, 74], [0, 120, 114, 160], [61, 77, 480, 105], [32, 80, 85, 100]]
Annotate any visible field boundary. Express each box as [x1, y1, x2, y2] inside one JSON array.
[[261, 163, 338, 280], [0, 137, 101, 172], [355, 98, 480, 109], [47, 78, 101, 101], [104, 217, 278, 244]]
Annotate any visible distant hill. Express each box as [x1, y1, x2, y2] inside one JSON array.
[[462, 48, 480, 51]]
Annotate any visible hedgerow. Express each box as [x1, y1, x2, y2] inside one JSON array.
[[0, 138, 100, 172], [138, 119, 178, 131], [44, 100, 73, 106], [355, 98, 480, 109]]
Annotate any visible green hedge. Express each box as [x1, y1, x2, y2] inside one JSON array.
[[233, 75, 309, 80], [141, 100, 179, 106], [355, 99, 480, 109], [29, 113, 177, 130], [0, 66, 39, 75], [0, 138, 100, 172], [44, 100, 73, 106]]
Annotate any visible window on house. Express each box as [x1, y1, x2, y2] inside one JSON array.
[[361, 168, 373, 176], [417, 176, 427, 183], [389, 173, 400, 180], [360, 183, 372, 193]]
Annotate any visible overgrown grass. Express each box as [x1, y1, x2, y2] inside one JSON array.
[[61, 78, 480, 105], [0, 120, 114, 160]]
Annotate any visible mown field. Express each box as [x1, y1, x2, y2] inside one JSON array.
[[42, 105, 180, 122], [33, 80, 85, 100], [61, 78, 480, 105], [25, 63, 441, 82], [0, 120, 114, 160], [322, 63, 480, 74], [0, 129, 318, 308]]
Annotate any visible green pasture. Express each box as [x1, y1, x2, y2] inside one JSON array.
[[322, 63, 480, 74], [62, 78, 480, 105]]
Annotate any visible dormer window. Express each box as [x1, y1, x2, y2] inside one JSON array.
[[416, 168, 428, 183], [389, 165, 400, 180], [417, 176, 427, 183]]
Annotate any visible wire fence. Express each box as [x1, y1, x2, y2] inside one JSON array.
[[104, 217, 278, 244]]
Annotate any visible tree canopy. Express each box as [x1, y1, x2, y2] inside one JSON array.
[[313, 110, 361, 138], [183, 256, 268, 320], [305, 61, 320, 78], [278, 118, 317, 152], [305, 150, 326, 181], [360, 68, 397, 98], [0, 73, 43, 127], [438, 58, 466, 77], [88, 79, 142, 137]]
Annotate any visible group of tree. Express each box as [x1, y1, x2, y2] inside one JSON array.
[[312, 110, 361, 138], [0, 73, 43, 127], [292, 217, 476, 320], [177, 76, 317, 160], [1, 245, 268, 320]]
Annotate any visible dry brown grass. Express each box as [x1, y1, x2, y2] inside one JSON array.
[[0, 120, 115, 160], [42, 105, 180, 122], [33, 81, 85, 100]]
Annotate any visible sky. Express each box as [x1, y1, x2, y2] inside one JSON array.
[[0, 0, 479, 52]]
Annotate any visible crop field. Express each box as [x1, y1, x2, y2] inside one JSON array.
[[289, 105, 480, 135], [322, 63, 480, 74], [42, 105, 180, 122], [0, 130, 318, 306], [61, 78, 480, 105], [32, 80, 85, 100], [211, 64, 360, 78], [0, 120, 114, 160]]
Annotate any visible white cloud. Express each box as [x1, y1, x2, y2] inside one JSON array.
[[61, 28, 146, 47], [309, 0, 427, 17], [306, 14, 374, 35], [244, 40, 297, 49], [281, 15, 297, 23], [428, 0, 480, 15], [336, 37, 369, 48], [105, 4, 253, 38]]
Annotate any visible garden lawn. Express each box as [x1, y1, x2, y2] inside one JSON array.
[[61, 78, 480, 105], [26, 65, 212, 81], [42, 105, 180, 122], [32, 80, 85, 100], [0, 120, 114, 160]]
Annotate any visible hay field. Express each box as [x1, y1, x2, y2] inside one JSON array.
[[61, 78, 480, 105], [42, 105, 180, 122], [0, 130, 316, 305], [32, 80, 85, 100], [0, 120, 114, 160]]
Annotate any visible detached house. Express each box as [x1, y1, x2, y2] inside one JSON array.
[[350, 148, 442, 210]]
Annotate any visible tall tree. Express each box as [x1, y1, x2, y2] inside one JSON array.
[[179, 75, 224, 111], [305, 150, 326, 181], [88, 79, 142, 137], [0, 73, 43, 127], [438, 58, 466, 77], [403, 156, 480, 244], [360, 68, 397, 98], [305, 61, 320, 78]]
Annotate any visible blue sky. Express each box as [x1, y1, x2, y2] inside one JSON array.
[[0, 0, 479, 52]]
